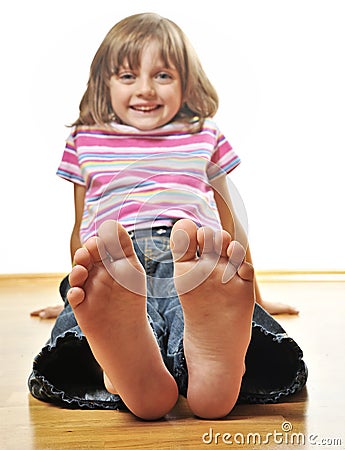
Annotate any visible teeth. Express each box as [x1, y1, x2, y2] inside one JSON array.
[[132, 105, 158, 112]]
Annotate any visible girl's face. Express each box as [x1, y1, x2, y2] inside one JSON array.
[[109, 41, 183, 130]]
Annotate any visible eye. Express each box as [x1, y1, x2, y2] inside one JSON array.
[[155, 72, 173, 83], [118, 72, 136, 83]]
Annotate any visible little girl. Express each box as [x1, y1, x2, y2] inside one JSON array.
[[29, 13, 307, 420]]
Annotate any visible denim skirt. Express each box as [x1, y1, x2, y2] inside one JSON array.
[[28, 227, 307, 410]]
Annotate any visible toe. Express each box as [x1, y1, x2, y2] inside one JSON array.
[[197, 227, 214, 255], [214, 230, 231, 257], [69, 264, 89, 288], [82, 237, 107, 265], [227, 241, 246, 270], [97, 220, 146, 297], [171, 219, 198, 262], [67, 286, 85, 308], [197, 228, 231, 257], [98, 220, 135, 261], [73, 246, 93, 269], [222, 241, 246, 283], [237, 261, 254, 281]]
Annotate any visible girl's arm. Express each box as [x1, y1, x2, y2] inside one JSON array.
[[211, 175, 298, 315], [30, 183, 86, 320], [70, 184, 86, 264]]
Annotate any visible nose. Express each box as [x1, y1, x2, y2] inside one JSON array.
[[136, 76, 155, 98]]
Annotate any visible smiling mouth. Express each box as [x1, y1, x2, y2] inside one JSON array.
[[130, 105, 161, 112]]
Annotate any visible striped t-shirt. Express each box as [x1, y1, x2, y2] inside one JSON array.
[[57, 118, 240, 243]]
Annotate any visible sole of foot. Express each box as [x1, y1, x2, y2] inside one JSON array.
[[67, 220, 178, 420], [171, 219, 255, 419]]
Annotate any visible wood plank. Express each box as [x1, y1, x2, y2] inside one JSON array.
[[1, 279, 344, 449]]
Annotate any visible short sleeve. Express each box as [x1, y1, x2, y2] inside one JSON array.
[[207, 124, 241, 181], [56, 130, 85, 185]]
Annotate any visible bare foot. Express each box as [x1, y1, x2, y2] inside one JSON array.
[[67, 220, 178, 420], [171, 219, 255, 419]]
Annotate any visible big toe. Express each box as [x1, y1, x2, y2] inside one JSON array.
[[171, 219, 198, 262], [98, 220, 135, 261]]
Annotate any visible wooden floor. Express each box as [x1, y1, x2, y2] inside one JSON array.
[[0, 276, 344, 449]]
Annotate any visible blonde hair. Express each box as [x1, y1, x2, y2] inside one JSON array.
[[73, 13, 218, 127]]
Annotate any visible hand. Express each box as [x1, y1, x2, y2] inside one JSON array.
[[30, 305, 63, 319], [254, 278, 299, 315], [257, 298, 299, 315]]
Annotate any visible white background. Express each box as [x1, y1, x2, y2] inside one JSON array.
[[1, 0, 344, 274]]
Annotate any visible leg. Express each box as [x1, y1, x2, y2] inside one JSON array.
[[171, 219, 255, 419], [67, 220, 178, 420]]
